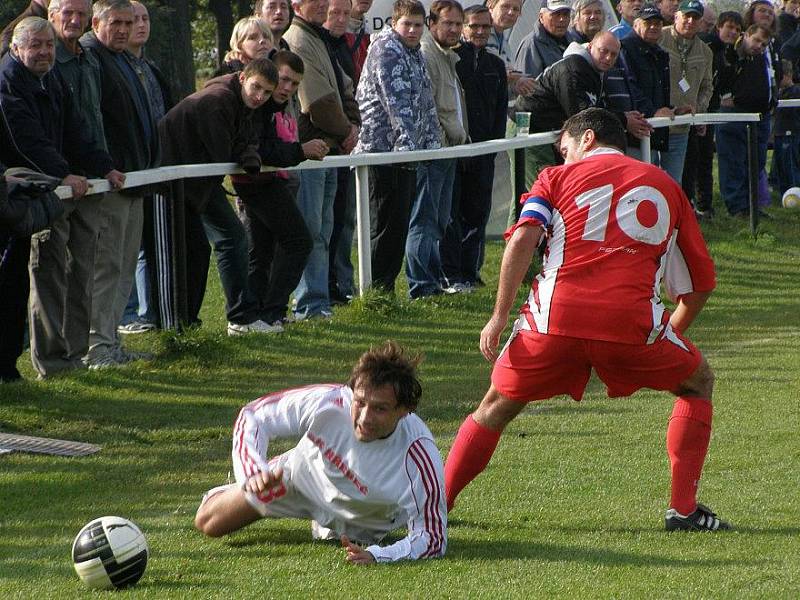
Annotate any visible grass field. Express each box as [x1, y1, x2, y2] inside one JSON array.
[[1, 204, 799, 598]]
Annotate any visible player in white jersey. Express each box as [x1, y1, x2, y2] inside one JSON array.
[[195, 342, 447, 564]]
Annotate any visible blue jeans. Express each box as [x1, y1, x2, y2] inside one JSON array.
[[441, 155, 495, 285], [406, 159, 456, 298], [717, 110, 771, 215], [657, 131, 690, 183], [121, 247, 155, 324], [772, 134, 800, 195], [200, 186, 259, 324], [293, 167, 337, 318]]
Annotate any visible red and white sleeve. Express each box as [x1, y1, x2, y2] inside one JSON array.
[[230, 385, 336, 484], [365, 437, 448, 562]]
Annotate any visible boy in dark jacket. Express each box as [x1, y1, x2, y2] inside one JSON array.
[[772, 59, 800, 194], [231, 50, 328, 326], [158, 58, 281, 335]]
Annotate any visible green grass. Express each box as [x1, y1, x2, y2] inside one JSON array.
[[1, 204, 799, 598]]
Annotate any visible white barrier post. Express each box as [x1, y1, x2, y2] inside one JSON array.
[[640, 135, 651, 164], [354, 165, 372, 294]]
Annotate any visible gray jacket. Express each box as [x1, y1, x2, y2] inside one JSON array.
[[513, 20, 569, 79]]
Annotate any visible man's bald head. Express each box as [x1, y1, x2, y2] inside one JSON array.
[[588, 31, 620, 72]]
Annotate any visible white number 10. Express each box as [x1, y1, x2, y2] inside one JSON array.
[[574, 184, 671, 245]]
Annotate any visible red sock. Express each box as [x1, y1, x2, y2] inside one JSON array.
[[444, 415, 502, 512], [666, 396, 713, 515]]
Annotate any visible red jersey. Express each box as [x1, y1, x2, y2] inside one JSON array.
[[505, 148, 716, 345]]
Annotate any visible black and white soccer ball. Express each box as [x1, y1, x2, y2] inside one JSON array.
[[71, 516, 149, 590]]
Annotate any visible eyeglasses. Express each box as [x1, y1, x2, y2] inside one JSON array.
[[466, 23, 493, 29]]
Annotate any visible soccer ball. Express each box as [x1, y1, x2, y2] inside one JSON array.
[[72, 516, 149, 590], [782, 187, 800, 209]]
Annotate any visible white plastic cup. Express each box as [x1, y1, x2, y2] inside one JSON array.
[[516, 112, 531, 136]]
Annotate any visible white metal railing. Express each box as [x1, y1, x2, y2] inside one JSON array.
[[54, 112, 761, 296]]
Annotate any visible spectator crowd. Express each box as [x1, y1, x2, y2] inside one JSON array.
[[1, 0, 797, 383]]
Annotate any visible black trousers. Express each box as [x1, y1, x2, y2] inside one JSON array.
[[682, 126, 715, 212], [441, 154, 496, 285], [369, 165, 417, 292], [368, 164, 417, 293], [0, 234, 30, 381], [235, 179, 312, 323]]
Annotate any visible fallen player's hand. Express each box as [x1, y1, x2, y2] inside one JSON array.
[[341, 535, 375, 566], [479, 315, 506, 363], [244, 467, 284, 494]]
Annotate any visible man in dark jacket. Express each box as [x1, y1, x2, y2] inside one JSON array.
[[717, 24, 776, 217], [517, 32, 649, 187], [619, 4, 675, 159], [441, 4, 507, 291], [324, 0, 357, 305], [118, 0, 175, 333], [0, 16, 123, 378], [681, 10, 741, 219], [159, 58, 281, 336], [80, 0, 160, 368]]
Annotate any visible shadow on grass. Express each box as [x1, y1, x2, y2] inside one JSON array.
[[447, 538, 768, 568]]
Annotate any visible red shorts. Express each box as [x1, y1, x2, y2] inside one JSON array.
[[491, 327, 703, 402]]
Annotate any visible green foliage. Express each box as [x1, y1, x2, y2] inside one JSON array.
[[192, 0, 219, 76], [1, 203, 799, 597]]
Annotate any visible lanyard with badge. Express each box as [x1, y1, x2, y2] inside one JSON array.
[[677, 38, 691, 94]]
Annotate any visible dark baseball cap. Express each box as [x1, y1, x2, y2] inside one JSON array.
[[637, 3, 664, 20], [678, 0, 704, 16]]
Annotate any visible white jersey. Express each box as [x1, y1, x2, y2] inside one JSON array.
[[231, 384, 447, 563]]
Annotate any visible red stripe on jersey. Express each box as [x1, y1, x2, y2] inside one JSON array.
[[408, 440, 444, 557], [246, 383, 342, 412], [233, 409, 258, 478]]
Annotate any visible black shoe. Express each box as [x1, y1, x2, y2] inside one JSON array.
[[665, 503, 732, 531], [329, 289, 353, 306], [0, 368, 22, 383]]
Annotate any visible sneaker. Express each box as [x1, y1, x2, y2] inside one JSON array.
[[227, 319, 284, 336], [443, 282, 474, 295], [665, 503, 732, 532], [85, 352, 125, 370], [293, 310, 333, 322], [113, 345, 154, 362], [117, 320, 156, 335]]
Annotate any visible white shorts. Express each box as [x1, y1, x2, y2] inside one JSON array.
[[202, 451, 386, 545]]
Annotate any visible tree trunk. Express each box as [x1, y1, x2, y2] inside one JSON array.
[[237, 0, 252, 19], [209, 0, 234, 68], [145, 0, 195, 100]]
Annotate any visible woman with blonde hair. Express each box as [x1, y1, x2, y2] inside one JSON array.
[[216, 16, 275, 75]]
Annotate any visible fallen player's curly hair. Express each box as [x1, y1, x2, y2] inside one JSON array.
[[348, 341, 423, 411]]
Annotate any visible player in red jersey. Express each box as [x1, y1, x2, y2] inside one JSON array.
[[445, 108, 731, 531]]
